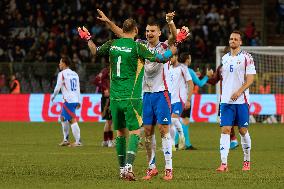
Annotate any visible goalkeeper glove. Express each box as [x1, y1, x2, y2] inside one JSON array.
[[176, 26, 190, 44], [78, 26, 91, 41]]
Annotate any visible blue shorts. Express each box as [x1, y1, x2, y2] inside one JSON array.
[[220, 103, 249, 128], [171, 102, 183, 116], [143, 91, 171, 125], [61, 102, 79, 121]]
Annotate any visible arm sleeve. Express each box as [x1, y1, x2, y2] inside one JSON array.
[[96, 40, 113, 57], [188, 68, 208, 87], [245, 54, 256, 75], [182, 65, 192, 81], [53, 72, 63, 98], [137, 42, 172, 63]]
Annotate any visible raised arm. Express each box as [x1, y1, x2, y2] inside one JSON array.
[[78, 26, 112, 57], [97, 9, 124, 38], [166, 12, 177, 45], [87, 40, 97, 56]]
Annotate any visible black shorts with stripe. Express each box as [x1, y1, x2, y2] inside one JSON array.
[[180, 106, 191, 118], [101, 96, 112, 120]]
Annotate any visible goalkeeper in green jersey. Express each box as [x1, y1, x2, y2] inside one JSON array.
[[78, 19, 176, 180]]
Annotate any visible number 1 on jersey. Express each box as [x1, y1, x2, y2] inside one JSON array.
[[117, 56, 121, 77]]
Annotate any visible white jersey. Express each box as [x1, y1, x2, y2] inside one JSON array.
[[220, 50, 256, 104], [170, 63, 192, 104], [140, 40, 171, 93], [53, 68, 80, 103]]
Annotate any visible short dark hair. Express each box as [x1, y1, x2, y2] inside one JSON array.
[[178, 52, 190, 63], [146, 21, 161, 30], [61, 56, 72, 66], [231, 30, 242, 40], [122, 18, 137, 33]]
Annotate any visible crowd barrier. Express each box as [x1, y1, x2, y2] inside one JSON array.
[[0, 94, 283, 122]]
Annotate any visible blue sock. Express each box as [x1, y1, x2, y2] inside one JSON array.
[[182, 124, 191, 147]]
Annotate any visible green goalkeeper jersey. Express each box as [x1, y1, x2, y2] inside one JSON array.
[[97, 38, 172, 100]]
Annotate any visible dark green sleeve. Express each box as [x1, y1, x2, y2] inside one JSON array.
[[97, 40, 114, 57], [136, 42, 173, 63]]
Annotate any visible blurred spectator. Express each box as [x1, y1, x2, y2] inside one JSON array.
[[0, 74, 8, 93], [250, 31, 262, 46], [8, 45, 25, 62], [0, 0, 243, 93], [9, 74, 20, 94], [244, 20, 256, 45], [45, 49, 58, 62]]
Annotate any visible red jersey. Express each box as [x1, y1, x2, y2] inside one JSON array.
[[94, 67, 110, 96]]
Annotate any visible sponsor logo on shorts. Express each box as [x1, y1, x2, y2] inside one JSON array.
[[163, 118, 168, 122]]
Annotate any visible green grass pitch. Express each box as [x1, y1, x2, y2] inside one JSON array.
[[0, 122, 283, 189]]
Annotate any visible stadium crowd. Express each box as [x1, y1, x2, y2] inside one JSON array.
[[0, 0, 247, 93]]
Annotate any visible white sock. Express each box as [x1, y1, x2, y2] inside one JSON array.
[[172, 118, 184, 136], [61, 121, 69, 141], [162, 132, 172, 169], [71, 122, 81, 144], [169, 125, 176, 146], [145, 134, 156, 169], [220, 133, 230, 164], [149, 134, 156, 169], [240, 132, 251, 162]]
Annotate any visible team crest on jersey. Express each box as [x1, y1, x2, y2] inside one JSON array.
[[237, 60, 241, 64]]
